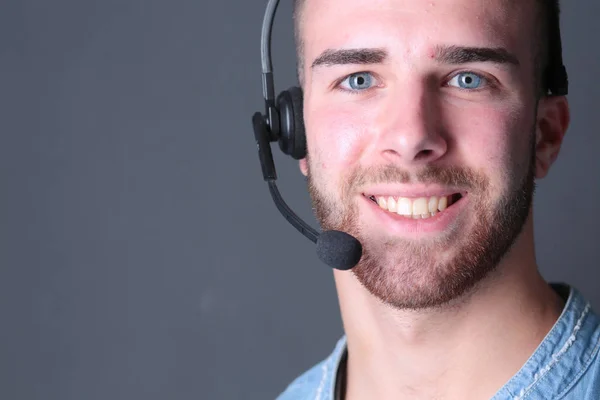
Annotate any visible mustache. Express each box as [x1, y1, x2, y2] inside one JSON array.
[[345, 164, 489, 192]]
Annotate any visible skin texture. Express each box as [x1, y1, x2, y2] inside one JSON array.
[[296, 0, 570, 398]]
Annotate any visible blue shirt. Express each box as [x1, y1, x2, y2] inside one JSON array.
[[277, 284, 600, 399]]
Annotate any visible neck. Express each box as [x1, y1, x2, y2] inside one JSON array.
[[333, 218, 565, 400]]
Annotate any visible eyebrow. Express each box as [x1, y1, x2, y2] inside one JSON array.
[[434, 45, 520, 66], [311, 48, 387, 68], [310, 45, 520, 69]]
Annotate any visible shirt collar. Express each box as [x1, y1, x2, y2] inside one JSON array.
[[322, 283, 600, 400]]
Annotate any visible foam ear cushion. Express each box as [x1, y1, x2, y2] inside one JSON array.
[[277, 86, 306, 160], [287, 86, 306, 159]]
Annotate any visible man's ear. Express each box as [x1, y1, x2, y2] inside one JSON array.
[[535, 95, 570, 179], [299, 158, 308, 176]]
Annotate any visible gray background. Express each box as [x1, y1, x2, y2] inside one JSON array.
[[1, 0, 598, 399]]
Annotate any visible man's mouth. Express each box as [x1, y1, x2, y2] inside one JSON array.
[[365, 193, 464, 219]]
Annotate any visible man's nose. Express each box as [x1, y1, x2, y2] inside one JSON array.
[[374, 86, 448, 165]]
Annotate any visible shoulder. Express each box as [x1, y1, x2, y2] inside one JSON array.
[[276, 337, 347, 400], [275, 359, 329, 400], [560, 348, 600, 399], [559, 289, 600, 399]]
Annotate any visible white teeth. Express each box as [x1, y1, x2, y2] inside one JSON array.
[[387, 197, 397, 212], [412, 198, 428, 215], [373, 194, 458, 218], [428, 196, 438, 213], [438, 196, 448, 212], [397, 198, 412, 216]]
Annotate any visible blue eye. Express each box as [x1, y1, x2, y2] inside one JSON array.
[[340, 72, 375, 91], [448, 72, 484, 89]]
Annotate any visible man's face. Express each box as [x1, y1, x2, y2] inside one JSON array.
[[299, 0, 541, 309]]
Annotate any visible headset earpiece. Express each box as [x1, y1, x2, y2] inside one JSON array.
[[276, 86, 306, 160]]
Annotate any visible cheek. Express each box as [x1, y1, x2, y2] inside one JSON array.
[[305, 103, 374, 170], [447, 103, 531, 184]]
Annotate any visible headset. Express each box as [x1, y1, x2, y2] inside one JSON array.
[[250, 0, 315, 246], [250, 0, 569, 270]]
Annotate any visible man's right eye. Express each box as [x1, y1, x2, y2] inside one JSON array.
[[338, 72, 378, 92]]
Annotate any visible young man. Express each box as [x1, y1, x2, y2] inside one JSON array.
[[277, 0, 600, 399]]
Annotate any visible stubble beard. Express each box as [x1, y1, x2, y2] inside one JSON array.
[[306, 143, 536, 310]]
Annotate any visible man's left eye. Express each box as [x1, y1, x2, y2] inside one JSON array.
[[447, 72, 486, 89]]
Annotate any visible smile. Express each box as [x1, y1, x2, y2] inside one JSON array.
[[365, 193, 464, 219]]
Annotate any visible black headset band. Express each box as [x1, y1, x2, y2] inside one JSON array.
[[260, 0, 281, 137]]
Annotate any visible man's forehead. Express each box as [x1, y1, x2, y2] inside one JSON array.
[[301, 0, 528, 16], [300, 0, 535, 62]]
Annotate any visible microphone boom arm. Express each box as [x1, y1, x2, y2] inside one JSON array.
[[268, 181, 318, 244], [253, 112, 319, 244]]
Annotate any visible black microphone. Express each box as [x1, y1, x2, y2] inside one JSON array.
[[316, 231, 362, 271], [252, 112, 363, 270]]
